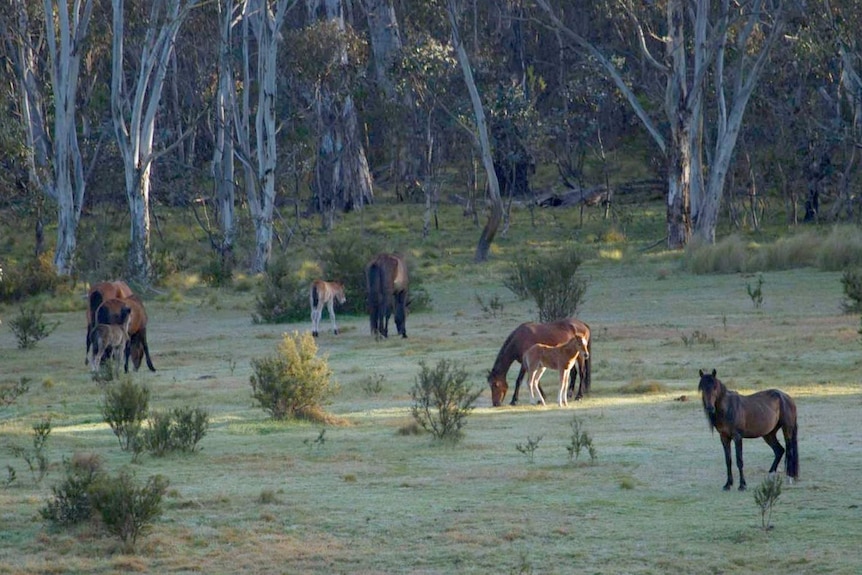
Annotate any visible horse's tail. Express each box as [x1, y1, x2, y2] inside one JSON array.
[[86, 290, 106, 354], [583, 335, 592, 394], [311, 283, 320, 309], [782, 394, 799, 479]]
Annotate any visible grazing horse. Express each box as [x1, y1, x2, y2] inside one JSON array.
[[310, 280, 346, 337], [95, 294, 156, 372], [487, 319, 592, 407], [697, 369, 799, 491], [523, 334, 590, 407], [366, 253, 409, 339], [89, 310, 131, 377], [85, 280, 133, 362]]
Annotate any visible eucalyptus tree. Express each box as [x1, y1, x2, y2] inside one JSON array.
[[446, 0, 503, 262], [110, 0, 200, 284], [304, 0, 374, 229], [6, 0, 93, 274], [536, 0, 791, 248]]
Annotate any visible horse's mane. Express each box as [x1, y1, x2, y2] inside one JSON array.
[[488, 326, 520, 379]]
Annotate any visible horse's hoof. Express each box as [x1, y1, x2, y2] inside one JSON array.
[[723, 484, 732, 491], [738, 484, 747, 491], [333, 330, 339, 335], [312, 331, 319, 337], [509, 399, 519, 406]]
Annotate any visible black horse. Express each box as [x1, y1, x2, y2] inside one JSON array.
[[697, 369, 799, 491], [366, 253, 408, 339]]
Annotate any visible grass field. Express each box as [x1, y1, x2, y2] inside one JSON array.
[[1, 204, 861, 574]]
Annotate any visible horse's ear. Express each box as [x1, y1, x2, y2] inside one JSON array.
[[699, 369, 704, 377], [711, 369, 717, 377]]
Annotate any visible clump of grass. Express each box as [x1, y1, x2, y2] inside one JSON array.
[[684, 235, 751, 274], [397, 420, 424, 436], [360, 372, 385, 395], [257, 489, 279, 504], [841, 269, 862, 313], [680, 329, 716, 348], [618, 380, 667, 394]]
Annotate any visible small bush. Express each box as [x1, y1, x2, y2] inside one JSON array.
[[1, 377, 30, 408], [515, 435, 542, 464], [200, 254, 233, 287], [410, 359, 481, 443], [101, 379, 150, 453], [567, 416, 597, 463], [142, 406, 209, 456], [40, 453, 104, 526], [503, 250, 588, 322], [8, 305, 59, 349], [8, 417, 52, 484], [841, 269, 862, 313], [250, 331, 337, 420], [252, 256, 309, 323], [746, 274, 764, 308], [753, 474, 782, 531], [90, 469, 169, 551]]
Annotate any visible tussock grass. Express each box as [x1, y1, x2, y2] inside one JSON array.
[[686, 225, 862, 274]]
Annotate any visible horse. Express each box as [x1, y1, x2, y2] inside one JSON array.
[[366, 253, 409, 339], [697, 369, 799, 491], [95, 294, 156, 372], [487, 319, 592, 407], [89, 310, 131, 377], [85, 280, 133, 362], [310, 280, 346, 337], [523, 334, 590, 407]]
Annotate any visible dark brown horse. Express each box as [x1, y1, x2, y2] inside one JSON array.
[[698, 369, 799, 491], [85, 280, 133, 361], [94, 294, 156, 372], [487, 319, 592, 406], [366, 253, 408, 339]]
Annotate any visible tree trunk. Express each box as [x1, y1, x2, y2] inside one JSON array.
[[308, 0, 374, 219], [111, 0, 198, 284], [446, 0, 502, 263], [212, 0, 237, 265]]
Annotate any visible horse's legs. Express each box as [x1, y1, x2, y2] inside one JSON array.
[[510, 364, 527, 405], [326, 300, 339, 335], [734, 435, 747, 491], [763, 432, 785, 474], [529, 368, 546, 405], [720, 435, 734, 490], [559, 368, 570, 407], [311, 305, 320, 337], [394, 291, 407, 338]]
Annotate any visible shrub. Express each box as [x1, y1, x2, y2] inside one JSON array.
[[1, 377, 30, 409], [8, 417, 52, 484], [503, 250, 588, 322], [252, 256, 309, 323], [249, 331, 337, 420], [410, 359, 481, 443], [567, 416, 597, 463], [753, 474, 782, 531], [8, 304, 59, 349], [40, 453, 104, 526], [0, 253, 67, 303], [515, 435, 542, 464], [200, 254, 233, 287], [90, 469, 169, 551], [841, 269, 862, 313], [101, 379, 150, 453], [142, 406, 209, 456]]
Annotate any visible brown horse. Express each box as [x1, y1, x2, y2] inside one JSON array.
[[487, 319, 592, 407], [89, 311, 131, 377], [523, 334, 590, 407], [698, 369, 799, 491], [95, 294, 156, 372], [366, 253, 409, 339], [85, 280, 133, 362]]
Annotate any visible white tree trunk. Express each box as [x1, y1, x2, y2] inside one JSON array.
[[110, 0, 198, 284]]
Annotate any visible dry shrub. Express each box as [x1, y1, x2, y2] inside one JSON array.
[[618, 380, 667, 394]]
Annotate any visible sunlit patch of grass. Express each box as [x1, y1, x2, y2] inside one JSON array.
[[599, 248, 623, 261]]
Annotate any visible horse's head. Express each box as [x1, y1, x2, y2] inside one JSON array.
[[698, 369, 721, 427], [488, 371, 508, 407], [577, 334, 590, 360], [334, 282, 347, 305]]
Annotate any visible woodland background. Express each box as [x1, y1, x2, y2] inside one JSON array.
[[1, 0, 862, 287]]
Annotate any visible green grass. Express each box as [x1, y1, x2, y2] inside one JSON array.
[[1, 202, 861, 574]]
